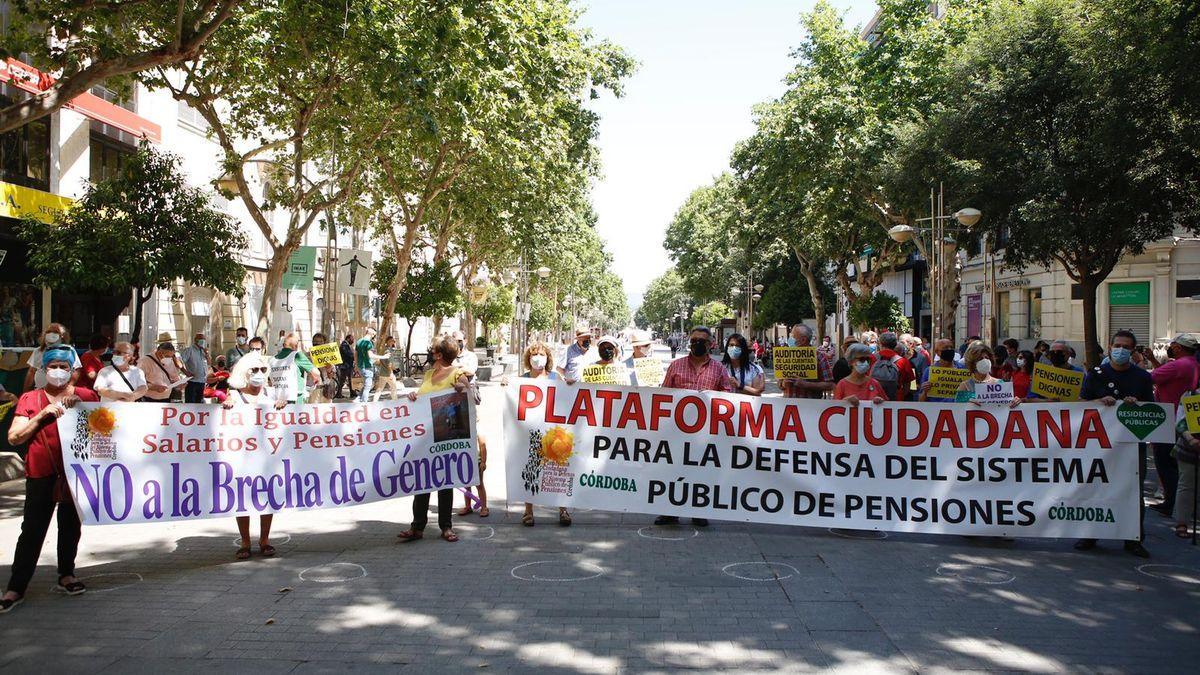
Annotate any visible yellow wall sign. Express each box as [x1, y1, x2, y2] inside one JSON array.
[[1182, 394, 1200, 434], [581, 362, 630, 385], [927, 367, 972, 399], [1, 181, 74, 224], [308, 343, 342, 368], [773, 346, 818, 380], [1031, 363, 1084, 401]]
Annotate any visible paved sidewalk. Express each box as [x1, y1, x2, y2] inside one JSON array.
[[0, 378, 1198, 673]]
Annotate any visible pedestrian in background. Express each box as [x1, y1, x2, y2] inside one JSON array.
[[226, 326, 251, 369], [1, 347, 98, 613], [832, 336, 858, 383], [93, 341, 148, 402], [271, 332, 320, 405], [1012, 350, 1036, 400], [24, 323, 81, 390], [918, 338, 962, 403], [355, 326, 386, 403], [873, 332, 914, 401], [558, 329, 595, 383], [178, 333, 210, 403], [78, 334, 109, 388], [722, 333, 764, 396], [782, 324, 832, 399], [140, 339, 185, 402], [1146, 333, 1199, 517], [337, 333, 357, 399]]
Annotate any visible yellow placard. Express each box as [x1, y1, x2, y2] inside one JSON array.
[[773, 346, 818, 380], [1, 180, 74, 224], [1182, 394, 1200, 434], [927, 367, 972, 399], [582, 362, 630, 385], [308, 342, 342, 368], [1031, 363, 1083, 401], [632, 357, 664, 388]]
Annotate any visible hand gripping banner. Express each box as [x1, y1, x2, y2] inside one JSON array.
[[58, 394, 478, 525], [504, 380, 1174, 539]]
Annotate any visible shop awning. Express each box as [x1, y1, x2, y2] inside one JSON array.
[[1, 181, 75, 224]]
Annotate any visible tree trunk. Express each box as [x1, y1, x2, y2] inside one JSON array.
[[1079, 274, 1101, 369], [794, 249, 825, 342], [405, 319, 417, 360], [255, 242, 298, 338], [432, 316, 444, 336], [130, 287, 153, 347]]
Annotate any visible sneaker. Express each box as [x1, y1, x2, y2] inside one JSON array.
[[1123, 541, 1150, 558], [653, 515, 680, 526], [1073, 538, 1097, 551], [0, 596, 23, 614], [692, 518, 710, 527]]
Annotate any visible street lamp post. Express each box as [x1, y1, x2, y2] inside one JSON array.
[[502, 257, 552, 359], [887, 184, 981, 341]]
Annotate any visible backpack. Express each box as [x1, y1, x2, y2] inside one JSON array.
[[870, 355, 901, 400]]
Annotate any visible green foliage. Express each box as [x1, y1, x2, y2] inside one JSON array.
[[664, 173, 750, 302], [635, 269, 691, 336], [692, 301, 732, 329], [848, 291, 910, 334], [527, 289, 556, 332], [371, 257, 460, 352], [752, 256, 836, 329], [471, 284, 515, 341], [18, 143, 247, 301]]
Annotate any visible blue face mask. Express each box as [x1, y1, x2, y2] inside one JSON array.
[[854, 360, 871, 374], [727, 346, 743, 360], [1110, 347, 1132, 365], [870, 344, 878, 354], [786, 337, 797, 347]]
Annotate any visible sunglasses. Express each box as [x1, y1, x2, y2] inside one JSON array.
[[249, 367, 268, 374]]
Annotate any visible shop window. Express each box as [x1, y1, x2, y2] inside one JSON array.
[[1176, 279, 1200, 298], [1027, 288, 1042, 339], [0, 93, 51, 191], [89, 134, 136, 183], [0, 283, 43, 348], [997, 292, 1011, 339]]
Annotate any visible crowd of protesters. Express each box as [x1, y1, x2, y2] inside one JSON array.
[[2, 318, 1197, 614]]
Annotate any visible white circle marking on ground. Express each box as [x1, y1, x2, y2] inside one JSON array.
[[827, 527, 889, 540], [721, 561, 800, 582], [458, 525, 495, 541], [510, 560, 604, 582], [1135, 564, 1200, 585], [231, 533, 291, 547], [71, 571, 144, 593], [936, 563, 1016, 585], [298, 562, 367, 583], [637, 526, 700, 541]]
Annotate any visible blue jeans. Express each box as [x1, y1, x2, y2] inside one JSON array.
[[357, 368, 374, 402]]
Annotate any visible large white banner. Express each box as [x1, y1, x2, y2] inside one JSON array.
[[504, 380, 1176, 539], [58, 395, 477, 525]]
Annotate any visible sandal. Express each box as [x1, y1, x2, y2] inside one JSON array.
[[235, 546, 252, 560], [441, 529, 460, 543], [1176, 524, 1192, 539], [396, 529, 424, 542], [522, 513, 535, 527], [0, 595, 23, 613], [259, 544, 276, 557], [478, 506, 490, 518], [56, 577, 86, 596], [559, 509, 572, 527], [456, 507, 474, 517]]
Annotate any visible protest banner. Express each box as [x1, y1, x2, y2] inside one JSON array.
[[632, 357, 665, 388], [1031, 363, 1083, 401], [928, 367, 972, 399], [582, 362, 630, 385], [773, 346, 818, 380], [1183, 394, 1200, 434], [57, 396, 478, 525], [504, 380, 1174, 538], [973, 381, 1014, 406], [309, 342, 342, 368]]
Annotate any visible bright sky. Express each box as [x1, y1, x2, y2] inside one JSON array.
[[580, 0, 879, 309]]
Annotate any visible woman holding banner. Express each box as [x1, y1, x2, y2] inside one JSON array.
[[223, 353, 287, 560], [833, 343, 887, 406], [2, 347, 99, 613], [400, 336, 471, 543], [957, 342, 999, 402], [722, 333, 764, 396], [509, 342, 570, 527]]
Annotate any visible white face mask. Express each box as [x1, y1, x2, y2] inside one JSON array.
[[44, 332, 61, 345], [530, 354, 547, 370], [1016, 358, 1026, 369], [46, 368, 71, 386], [112, 355, 126, 368], [248, 373, 268, 388], [976, 359, 993, 375], [236, 336, 248, 345]]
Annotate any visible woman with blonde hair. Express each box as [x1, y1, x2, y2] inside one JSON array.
[[504, 342, 570, 526]]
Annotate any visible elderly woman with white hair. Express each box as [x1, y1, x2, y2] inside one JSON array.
[[833, 343, 887, 406], [93, 341, 149, 402], [222, 352, 286, 560]]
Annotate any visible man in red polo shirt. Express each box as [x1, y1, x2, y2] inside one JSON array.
[[655, 325, 728, 527]]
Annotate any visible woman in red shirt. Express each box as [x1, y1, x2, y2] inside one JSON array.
[[833, 343, 889, 406], [1012, 350, 1036, 399], [1, 347, 99, 614]]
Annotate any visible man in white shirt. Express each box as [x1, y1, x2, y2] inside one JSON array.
[[94, 341, 148, 401], [178, 333, 211, 403], [452, 330, 478, 376]]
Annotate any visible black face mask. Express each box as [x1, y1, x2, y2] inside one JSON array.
[[689, 339, 708, 357], [1049, 351, 1068, 366], [939, 349, 955, 363], [580, 340, 591, 350], [598, 346, 615, 361]]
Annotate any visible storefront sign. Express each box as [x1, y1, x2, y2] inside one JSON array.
[[1031, 363, 1083, 401], [1, 180, 74, 224], [282, 247, 318, 290], [773, 346, 818, 380], [1108, 281, 1150, 306], [57, 397, 478, 525], [966, 294, 983, 339], [503, 381, 1173, 538]]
